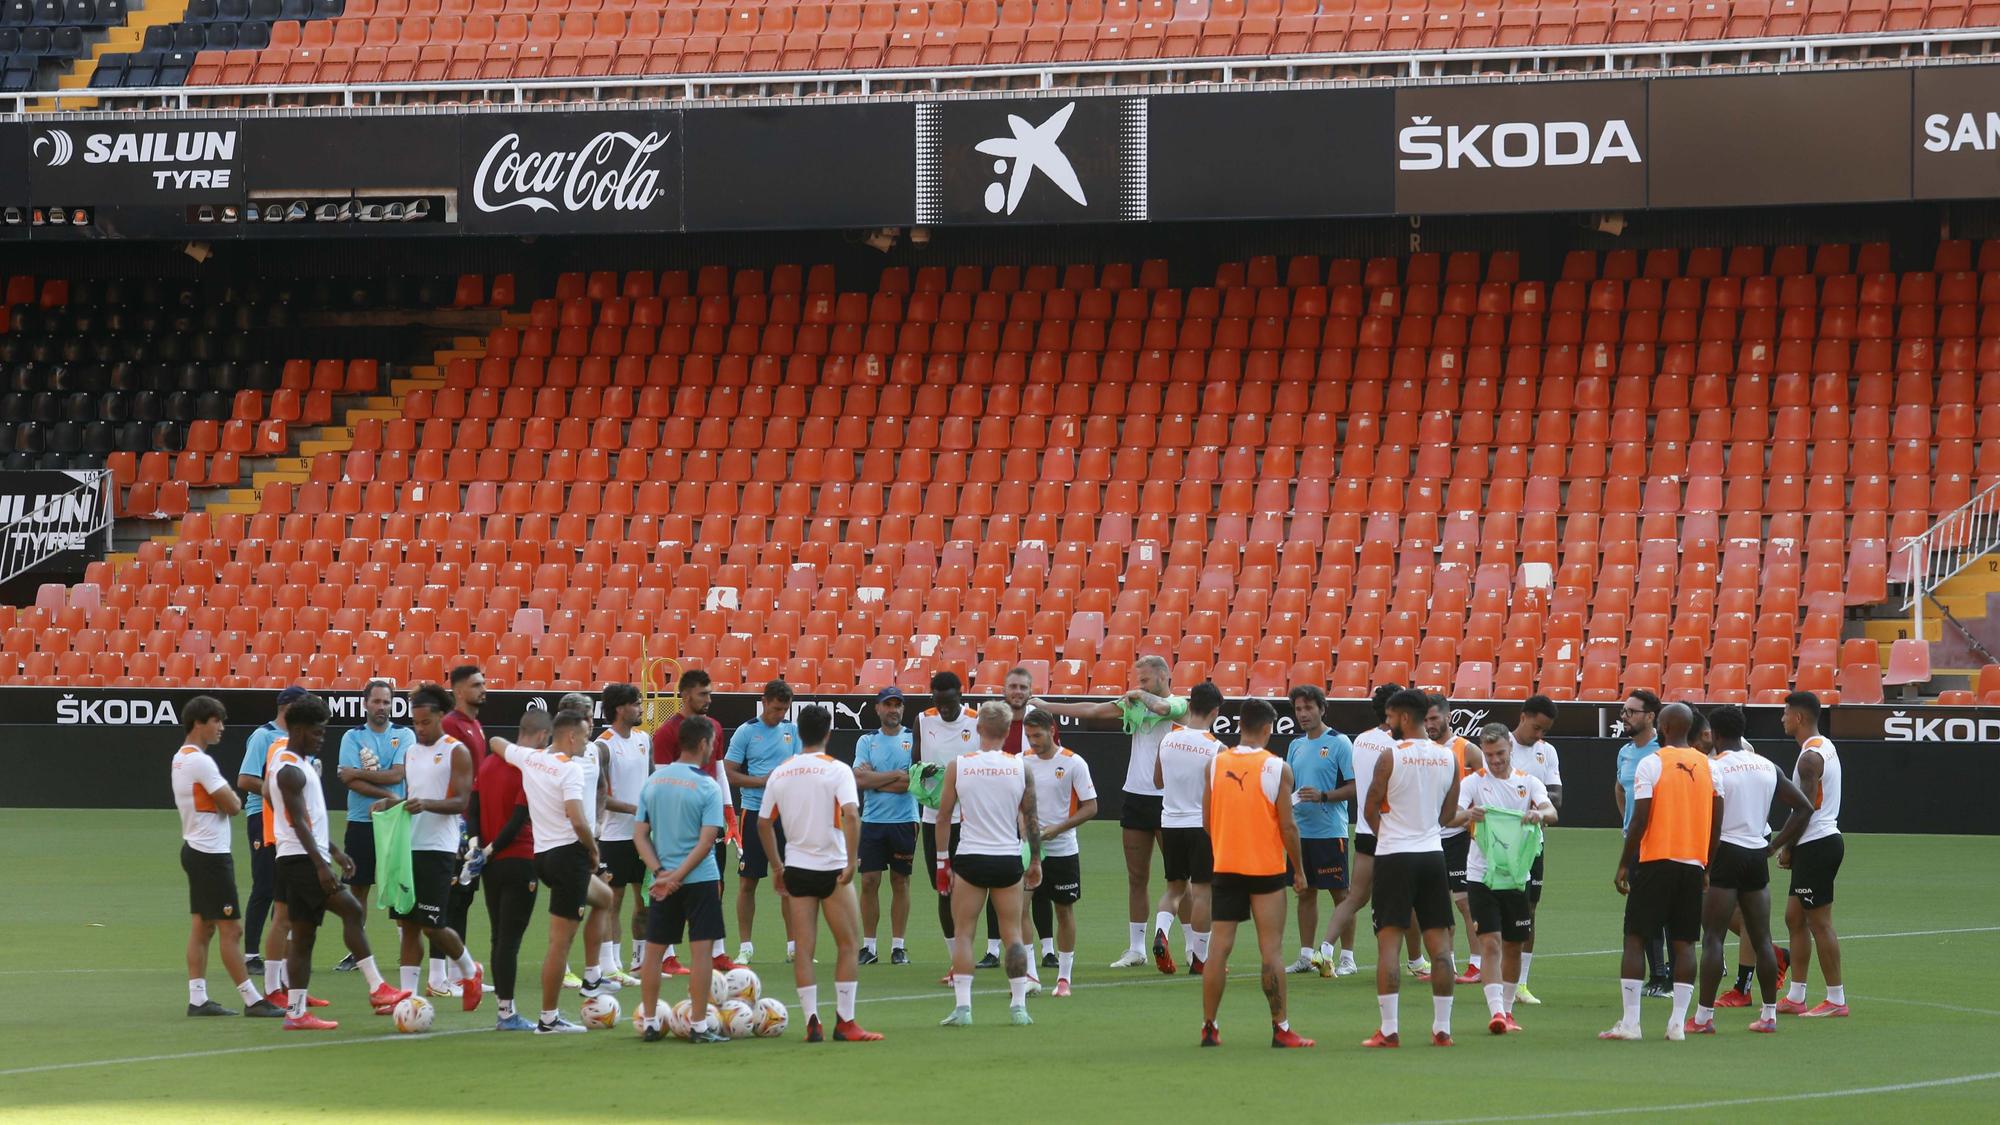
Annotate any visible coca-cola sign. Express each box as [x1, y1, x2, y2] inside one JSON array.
[[460, 111, 680, 233]]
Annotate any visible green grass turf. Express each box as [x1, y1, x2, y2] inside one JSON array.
[[2, 810, 1997, 1122]]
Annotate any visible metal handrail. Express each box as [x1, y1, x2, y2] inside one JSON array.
[[1899, 476, 2000, 642], [9, 24, 1998, 114]]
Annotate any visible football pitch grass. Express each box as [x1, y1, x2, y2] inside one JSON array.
[[3, 810, 1997, 1123]]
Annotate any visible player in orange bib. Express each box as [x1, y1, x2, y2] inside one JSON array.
[[1604, 703, 1721, 1043], [1198, 700, 1313, 1049]]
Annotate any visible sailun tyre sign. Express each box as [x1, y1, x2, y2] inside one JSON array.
[[460, 111, 681, 234], [0, 470, 109, 582], [30, 125, 242, 202]]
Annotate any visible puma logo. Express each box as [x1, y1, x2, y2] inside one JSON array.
[[1222, 769, 1249, 792], [1674, 762, 1698, 780]]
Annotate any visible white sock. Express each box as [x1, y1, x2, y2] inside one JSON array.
[[1484, 982, 1504, 1017], [1009, 976, 1029, 1007], [430, 958, 448, 987], [1058, 951, 1074, 980], [1470, 953, 1483, 970], [277, 961, 290, 989], [1827, 985, 1845, 1005], [632, 940, 646, 968], [863, 937, 877, 954], [1156, 912, 1176, 942], [1502, 982, 1518, 1012], [835, 980, 857, 1021], [356, 956, 384, 990], [952, 973, 973, 1008], [1621, 978, 1643, 1026], [1408, 958, 1426, 972], [798, 984, 818, 1020], [498, 999, 515, 1019], [446, 958, 464, 984], [1670, 982, 1694, 1029], [944, 941, 956, 963], [1377, 992, 1398, 1036], [287, 988, 309, 1018], [1518, 952, 1533, 987], [892, 938, 905, 951], [1433, 995, 1453, 1035], [1300, 945, 1314, 962], [189, 979, 208, 1005], [1128, 921, 1146, 952], [582, 963, 602, 986], [599, 941, 617, 974], [1276, 1017, 1290, 1031], [455, 952, 478, 979], [739, 942, 754, 961], [1787, 981, 1808, 1004], [1192, 931, 1210, 959], [541, 1008, 559, 1025], [664, 944, 677, 960], [1761, 1002, 1778, 1021], [401, 965, 421, 994], [987, 938, 1002, 958], [1179, 921, 1195, 956], [236, 978, 263, 1006], [1340, 949, 1357, 967], [1695, 1004, 1714, 1024], [1041, 937, 1054, 955], [264, 961, 283, 993], [787, 940, 797, 960]]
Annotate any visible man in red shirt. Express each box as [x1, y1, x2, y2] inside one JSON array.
[[441, 664, 488, 991], [470, 708, 541, 1031], [646, 668, 737, 974]]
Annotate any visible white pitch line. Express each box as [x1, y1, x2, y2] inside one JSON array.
[[1402, 1070, 2000, 1124], [0, 1027, 492, 1078], [1849, 994, 2000, 1018]]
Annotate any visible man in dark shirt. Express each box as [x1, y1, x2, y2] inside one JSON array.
[[471, 707, 542, 1031]]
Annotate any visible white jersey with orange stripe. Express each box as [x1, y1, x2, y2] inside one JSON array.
[[265, 738, 329, 858], [1025, 747, 1097, 858], [1793, 735, 1842, 843], [1373, 738, 1457, 857]]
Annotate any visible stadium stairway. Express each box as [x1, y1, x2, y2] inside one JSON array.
[[58, 0, 191, 97]]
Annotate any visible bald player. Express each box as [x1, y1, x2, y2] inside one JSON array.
[[1603, 702, 1720, 1043], [935, 701, 1042, 1028]]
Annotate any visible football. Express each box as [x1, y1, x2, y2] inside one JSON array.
[[391, 996, 434, 1034], [721, 966, 762, 1005], [754, 997, 789, 1038], [719, 999, 758, 1039], [580, 993, 620, 1030]]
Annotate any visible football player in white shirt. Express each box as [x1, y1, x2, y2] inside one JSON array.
[[1362, 689, 1464, 1048], [1452, 724, 1555, 1035], [1152, 681, 1226, 976], [934, 701, 1043, 1028], [1323, 683, 1424, 978], [1034, 654, 1186, 969], [371, 684, 484, 1010], [760, 706, 883, 1042], [491, 709, 607, 1033], [172, 696, 283, 1019], [591, 683, 653, 988], [1691, 705, 1814, 1034], [1022, 709, 1097, 997], [558, 690, 622, 998], [266, 695, 410, 1029], [917, 671, 998, 971], [1507, 694, 1561, 1004], [1422, 695, 1484, 984], [1778, 690, 1849, 1018]]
